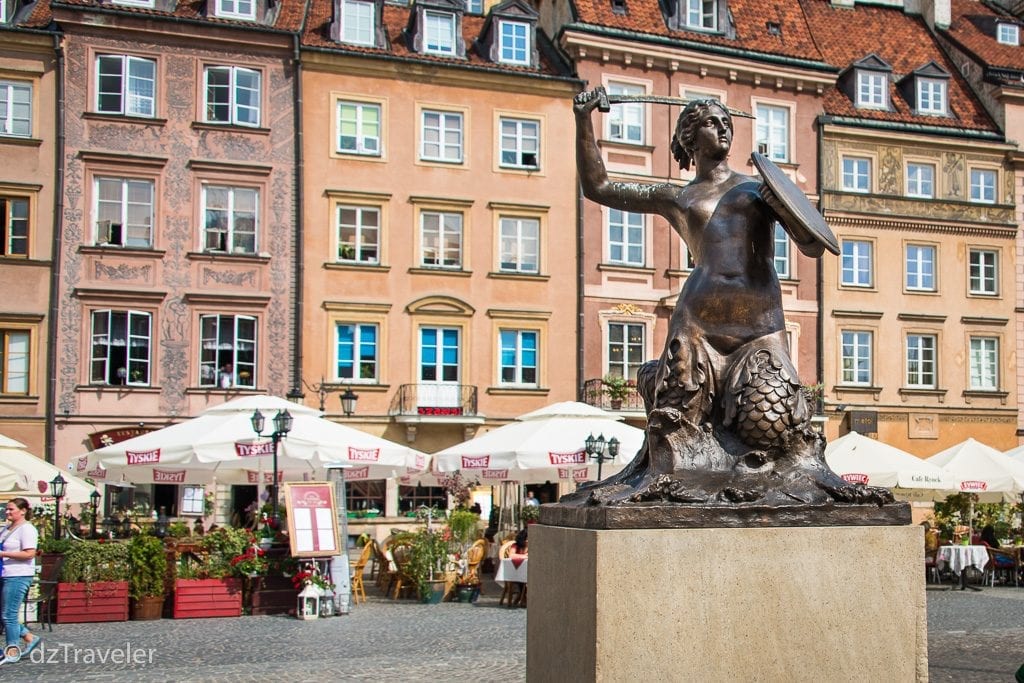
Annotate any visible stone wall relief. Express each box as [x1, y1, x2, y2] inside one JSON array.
[[877, 146, 901, 195], [941, 153, 964, 199]]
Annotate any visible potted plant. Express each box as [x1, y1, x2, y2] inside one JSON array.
[[57, 540, 130, 623], [128, 533, 168, 620], [602, 373, 632, 410], [520, 506, 540, 525], [407, 527, 448, 603]]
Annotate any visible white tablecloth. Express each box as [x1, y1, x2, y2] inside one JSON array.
[[936, 545, 989, 574], [495, 557, 528, 585]]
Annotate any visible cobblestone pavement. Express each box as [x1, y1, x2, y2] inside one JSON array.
[[1, 582, 1021, 681]]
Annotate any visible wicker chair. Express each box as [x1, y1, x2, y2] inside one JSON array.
[[350, 541, 375, 604], [463, 539, 487, 591], [498, 541, 527, 607]]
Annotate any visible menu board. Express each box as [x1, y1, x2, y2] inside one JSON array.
[[284, 482, 341, 558]]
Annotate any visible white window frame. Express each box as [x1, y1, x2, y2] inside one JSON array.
[[841, 239, 873, 287], [423, 10, 456, 55], [199, 314, 257, 387], [420, 210, 463, 268], [856, 71, 886, 109], [608, 209, 644, 266], [969, 168, 996, 204], [114, 0, 155, 6], [499, 117, 539, 169], [181, 486, 205, 515], [606, 82, 644, 145], [773, 223, 791, 278], [337, 205, 380, 264], [215, 0, 255, 20], [0, 81, 32, 137], [684, 0, 717, 30], [420, 110, 463, 163], [337, 101, 381, 156], [202, 185, 259, 254], [498, 216, 539, 274], [607, 322, 644, 381], [905, 243, 936, 292], [969, 336, 998, 390], [968, 248, 998, 296], [498, 329, 538, 386], [93, 177, 154, 248], [840, 330, 872, 386], [336, 321, 379, 382], [0, 329, 30, 395], [916, 78, 947, 115], [842, 156, 870, 193], [465, 0, 482, 12], [906, 334, 937, 389], [997, 23, 1019, 46], [341, 0, 376, 45], [498, 20, 530, 65], [90, 309, 152, 386], [95, 54, 156, 118], [755, 103, 789, 163], [906, 162, 934, 198], [203, 66, 261, 127]]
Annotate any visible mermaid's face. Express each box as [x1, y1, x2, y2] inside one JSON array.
[[691, 106, 732, 158]]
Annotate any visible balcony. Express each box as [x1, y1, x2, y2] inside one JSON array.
[[582, 378, 645, 413], [390, 384, 484, 440]]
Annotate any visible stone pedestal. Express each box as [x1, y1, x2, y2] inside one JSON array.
[[526, 524, 927, 682]]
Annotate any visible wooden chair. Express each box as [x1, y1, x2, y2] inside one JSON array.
[[923, 548, 940, 584], [389, 543, 414, 599], [985, 546, 1019, 587], [350, 541, 375, 604], [24, 554, 63, 632]]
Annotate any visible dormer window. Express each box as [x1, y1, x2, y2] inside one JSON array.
[[341, 0, 376, 45], [839, 55, 892, 111], [684, 0, 716, 30], [897, 61, 950, 117], [424, 10, 457, 54], [917, 78, 946, 115], [857, 71, 886, 109], [113, 0, 156, 7], [498, 20, 530, 65], [478, 0, 538, 68], [215, 0, 255, 20], [465, 0, 482, 13], [997, 22, 1019, 46]]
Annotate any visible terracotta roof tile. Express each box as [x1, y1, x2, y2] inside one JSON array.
[[50, 0, 308, 32], [944, 0, 1024, 73], [24, 0, 55, 26]]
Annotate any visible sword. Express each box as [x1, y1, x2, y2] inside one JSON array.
[[593, 86, 755, 119]]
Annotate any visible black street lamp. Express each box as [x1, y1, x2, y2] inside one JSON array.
[[340, 387, 358, 417], [251, 408, 293, 522], [50, 473, 67, 539], [89, 489, 101, 538], [584, 433, 620, 482]]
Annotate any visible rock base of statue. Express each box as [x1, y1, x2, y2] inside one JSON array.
[[526, 524, 927, 682]]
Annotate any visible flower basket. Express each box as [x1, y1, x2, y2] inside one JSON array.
[[56, 581, 129, 623], [172, 578, 242, 619]]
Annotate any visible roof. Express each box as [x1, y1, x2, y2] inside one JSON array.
[[943, 0, 1024, 75], [48, 0, 308, 32]]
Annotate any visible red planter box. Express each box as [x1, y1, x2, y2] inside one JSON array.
[[56, 581, 129, 623], [173, 578, 242, 619]]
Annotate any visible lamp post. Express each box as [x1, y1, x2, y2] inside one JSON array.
[[584, 433, 620, 482], [251, 408, 293, 522], [89, 489, 101, 538], [340, 387, 358, 417], [50, 473, 67, 539]]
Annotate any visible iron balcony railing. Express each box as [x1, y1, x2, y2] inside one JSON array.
[[582, 378, 645, 412], [390, 384, 479, 417]]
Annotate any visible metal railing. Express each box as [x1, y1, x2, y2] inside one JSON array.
[[389, 384, 478, 417], [581, 378, 645, 412]]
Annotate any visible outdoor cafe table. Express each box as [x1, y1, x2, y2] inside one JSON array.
[[495, 557, 528, 585], [937, 545, 989, 591]]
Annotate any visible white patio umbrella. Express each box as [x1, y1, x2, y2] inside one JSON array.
[[432, 401, 644, 484], [75, 395, 427, 486], [0, 434, 96, 504], [925, 438, 1024, 501], [824, 431, 956, 501]]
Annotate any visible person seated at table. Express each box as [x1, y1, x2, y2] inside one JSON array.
[[980, 524, 1001, 549], [512, 528, 528, 559]]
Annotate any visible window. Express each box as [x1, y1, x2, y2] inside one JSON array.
[[906, 163, 934, 198], [181, 486, 205, 515], [608, 322, 644, 381], [498, 21, 530, 65], [684, 0, 716, 30], [0, 81, 31, 137], [336, 322, 378, 381], [969, 249, 998, 296], [499, 117, 538, 169], [916, 79, 946, 115], [842, 157, 870, 192], [607, 82, 644, 144], [90, 310, 151, 386], [969, 169, 996, 204], [856, 71, 886, 109], [113, 0, 155, 6], [906, 334, 936, 388], [840, 330, 872, 385], [398, 485, 446, 513], [347, 481, 385, 512], [337, 101, 381, 156], [499, 329, 537, 385], [755, 103, 789, 162], [499, 216, 539, 273], [465, 0, 482, 12], [199, 314, 256, 387], [841, 240, 872, 287], [341, 0, 376, 45], [337, 205, 379, 263], [773, 223, 790, 278], [215, 0, 255, 19], [421, 110, 462, 163], [997, 23, 1019, 46], [95, 55, 156, 117], [0, 197, 28, 257], [419, 327, 460, 382], [905, 244, 935, 292], [420, 211, 462, 268], [203, 66, 260, 127], [608, 209, 644, 266], [0, 330, 29, 394], [969, 337, 998, 390], [423, 10, 456, 55], [94, 177, 154, 248], [202, 185, 257, 254]]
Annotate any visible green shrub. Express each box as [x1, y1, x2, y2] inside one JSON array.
[[60, 540, 130, 585], [128, 534, 168, 599]]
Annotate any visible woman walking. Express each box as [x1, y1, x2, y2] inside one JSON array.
[[1, 498, 41, 662]]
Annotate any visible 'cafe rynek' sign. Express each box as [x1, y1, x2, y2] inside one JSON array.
[[88, 425, 157, 450]]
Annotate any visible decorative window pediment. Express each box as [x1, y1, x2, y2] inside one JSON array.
[[897, 61, 950, 117], [330, 0, 388, 48], [407, 0, 466, 59], [477, 0, 539, 68], [664, 0, 733, 37], [838, 54, 892, 111]]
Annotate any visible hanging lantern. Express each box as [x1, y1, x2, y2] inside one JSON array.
[[297, 583, 320, 620], [319, 587, 335, 618]]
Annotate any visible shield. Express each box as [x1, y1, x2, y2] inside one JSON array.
[[752, 151, 839, 257]]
